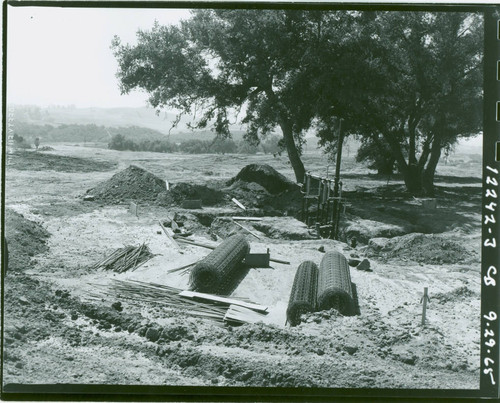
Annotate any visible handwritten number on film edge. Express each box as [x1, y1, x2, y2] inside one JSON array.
[[483, 167, 498, 386]]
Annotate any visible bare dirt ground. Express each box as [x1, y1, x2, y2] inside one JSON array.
[[3, 144, 481, 390]]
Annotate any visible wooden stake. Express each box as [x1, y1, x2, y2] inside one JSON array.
[[129, 202, 138, 217], [421, 287, 430, 326]]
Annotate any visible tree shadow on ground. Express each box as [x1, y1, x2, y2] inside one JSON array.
[[341, 184, 481, 239], [341, 172, 481, 185]]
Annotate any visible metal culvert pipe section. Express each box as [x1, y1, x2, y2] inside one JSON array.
[[286, 261, 319, 326], [317, 251, 355, 316], [189, 234, 250, 294]]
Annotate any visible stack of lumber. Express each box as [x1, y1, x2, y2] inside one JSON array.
[[91, 279, 228, 322], [224, 304, 268, 325], [90, 279, 268, 325], [91, 244, 154, 273], [179, 290, 268, 313]]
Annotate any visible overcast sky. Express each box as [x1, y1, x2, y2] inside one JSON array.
[[7, 6, 191, 108]]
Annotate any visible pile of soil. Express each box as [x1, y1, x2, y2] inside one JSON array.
[[365, 232, 478, 265], [433, 286, 478, 304], [210, 217, 239, 239], [86, 165, 166, 203], [172, 212, 213, 233], [252, 217, 317, 240], [5, 209, 50, 272], [158, 183, 226, 207], [8, 151, 115, 172], [227, 164, 297, 194], [226, 166, 303, 217], [226, 180, 272, 210], [266, 187, 303, 217], [339, 217, 415, 244]]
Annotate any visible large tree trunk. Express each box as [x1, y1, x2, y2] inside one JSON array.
[[422, 137, 441, 196], [384, 130, 424, 195], [402, 163, 424, 195], [280, 121, 306, 183], [265, 87, 306, 183]]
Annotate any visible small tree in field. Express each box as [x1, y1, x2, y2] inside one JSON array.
[[34, 137, 40, 150]]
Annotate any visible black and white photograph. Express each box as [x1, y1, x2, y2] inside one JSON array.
[[2, 2, 497, 399]]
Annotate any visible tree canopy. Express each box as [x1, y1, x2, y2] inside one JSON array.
[[112, 9, 483, 194], [314, 11, 483, 195]]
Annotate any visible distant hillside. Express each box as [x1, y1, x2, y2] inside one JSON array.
[[10, 104, 182, 133], [9, 104, 480, 156], [9, 104, 249, 142], [11, 122, 170, 143]]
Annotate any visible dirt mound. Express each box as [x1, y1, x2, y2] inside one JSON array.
[[5, 209, 50, 272], [227, 164, 297, 194], [252, 217, 317, 240], [340, 217, 415, 245], [8, 151, 115, 172], [226, 180, 303, 217], [210, 217, 251, 239], [365, 232, 478, 265], [86, 165, 166, 203], [266, 187, 303, 217], [433, 286, 478, 304], [158, 183, 226, 207]]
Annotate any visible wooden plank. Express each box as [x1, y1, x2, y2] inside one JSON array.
[[232, 220, 262, 240], [231, 197, 246, 210], [224, 312, 262, 324], [129, 202, 138, 217], [227, 304, 268, 317], [158, 220, 182, 252], [224, 305, 268, 324], [171, 219, 180, 232], [307, 173, 324, 181], [179, 290, 268, 313], [231, 216, 263, 221]]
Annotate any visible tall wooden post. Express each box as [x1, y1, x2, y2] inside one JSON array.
[[331, 119, 344, 239], [421, 287, 430, 326]]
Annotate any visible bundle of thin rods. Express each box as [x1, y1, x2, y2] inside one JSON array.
[[91, 279, 229, 322], [91, 244, 154, 273]]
